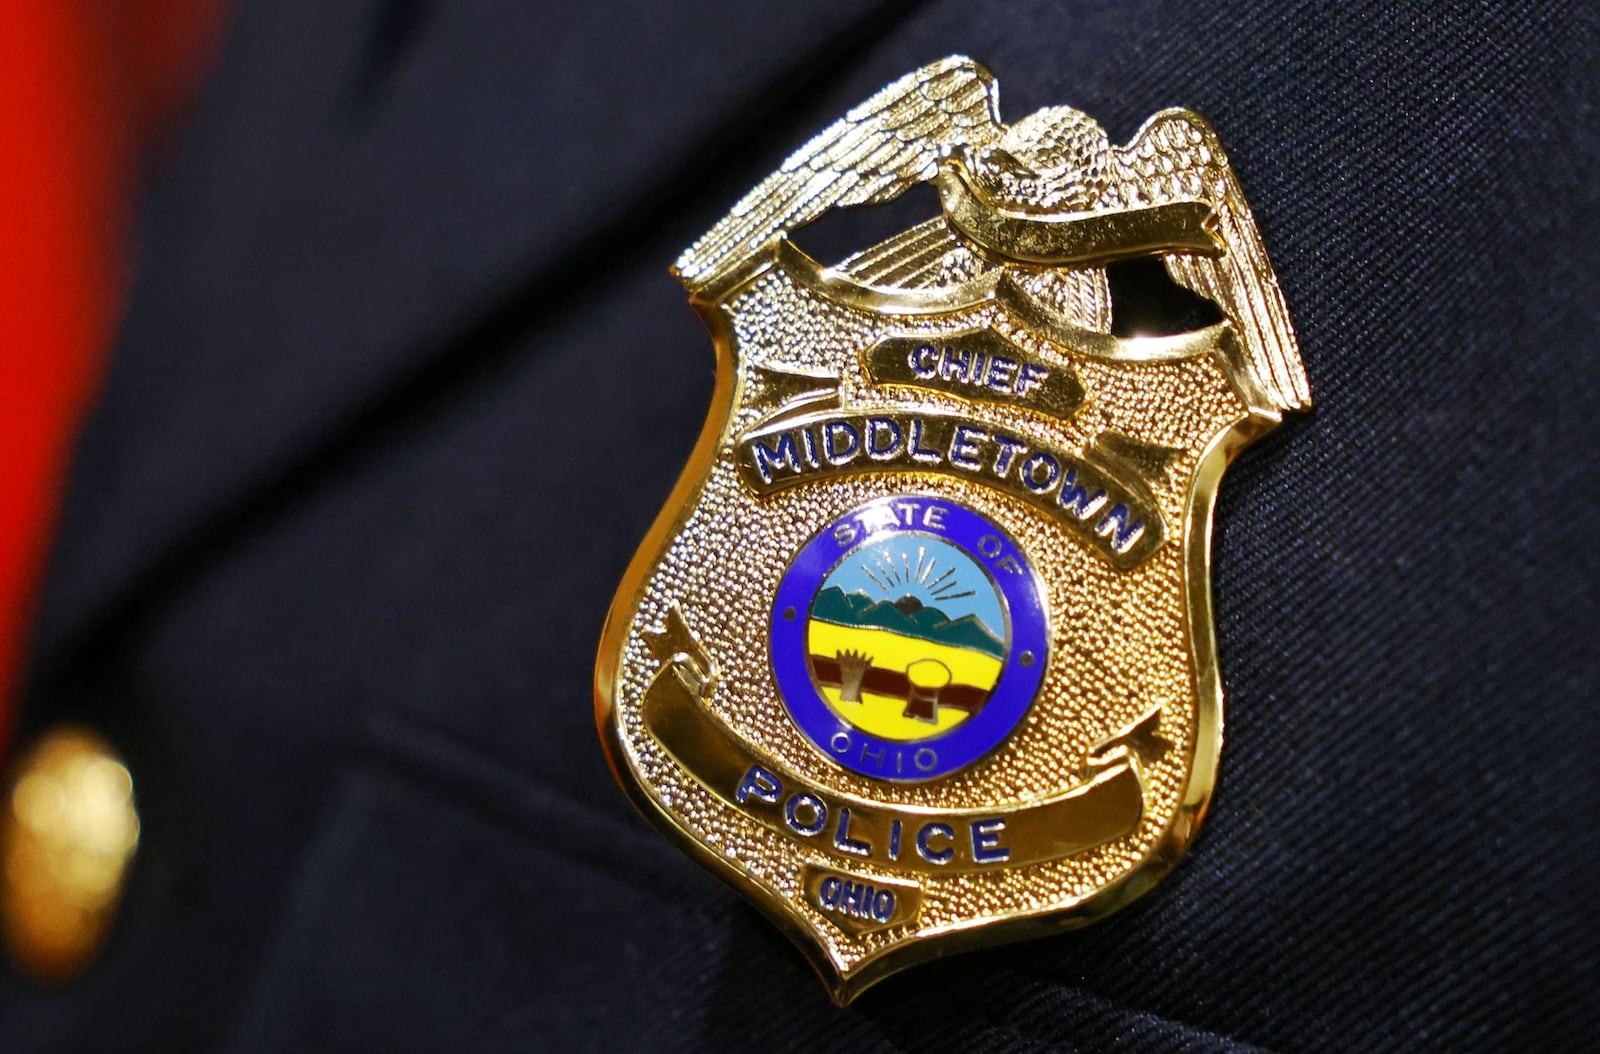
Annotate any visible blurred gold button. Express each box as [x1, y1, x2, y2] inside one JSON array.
[[1, 726, 139, 982]]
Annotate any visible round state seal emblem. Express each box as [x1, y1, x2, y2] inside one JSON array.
[[771, 496, 1047, 782]]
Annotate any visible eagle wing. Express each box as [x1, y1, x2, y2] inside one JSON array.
[[673, 55, 1004, 292], [1112, 111, 1311, 412]]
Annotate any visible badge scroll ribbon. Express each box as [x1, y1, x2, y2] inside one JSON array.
[[640, 607, 1162, 881]]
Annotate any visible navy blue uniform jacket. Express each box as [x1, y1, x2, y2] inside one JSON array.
[[4, 1, 1596, 1050]]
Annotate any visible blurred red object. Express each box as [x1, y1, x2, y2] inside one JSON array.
[[0, 1, 225, 760]]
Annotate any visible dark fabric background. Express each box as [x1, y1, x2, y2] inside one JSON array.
[[3, 1, 1596, 1050]]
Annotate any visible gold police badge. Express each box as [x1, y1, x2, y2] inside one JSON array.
[[595, 56, 1309, 1002]]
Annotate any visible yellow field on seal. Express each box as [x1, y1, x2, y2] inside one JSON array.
[[807, 621, 1003, 741]]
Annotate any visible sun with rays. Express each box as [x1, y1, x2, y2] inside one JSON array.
[[855, 541, 976, 611]]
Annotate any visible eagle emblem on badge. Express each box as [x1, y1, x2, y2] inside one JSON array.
[[595, 56, 1310, 1002]]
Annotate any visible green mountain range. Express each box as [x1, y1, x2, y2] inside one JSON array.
[[810, 587, 1005, 658]]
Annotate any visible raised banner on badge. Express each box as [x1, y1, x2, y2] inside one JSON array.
[[595, 55, 1310, 1003]]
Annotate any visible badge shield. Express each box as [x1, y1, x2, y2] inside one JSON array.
[[595, 56, 1309, 1002]]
